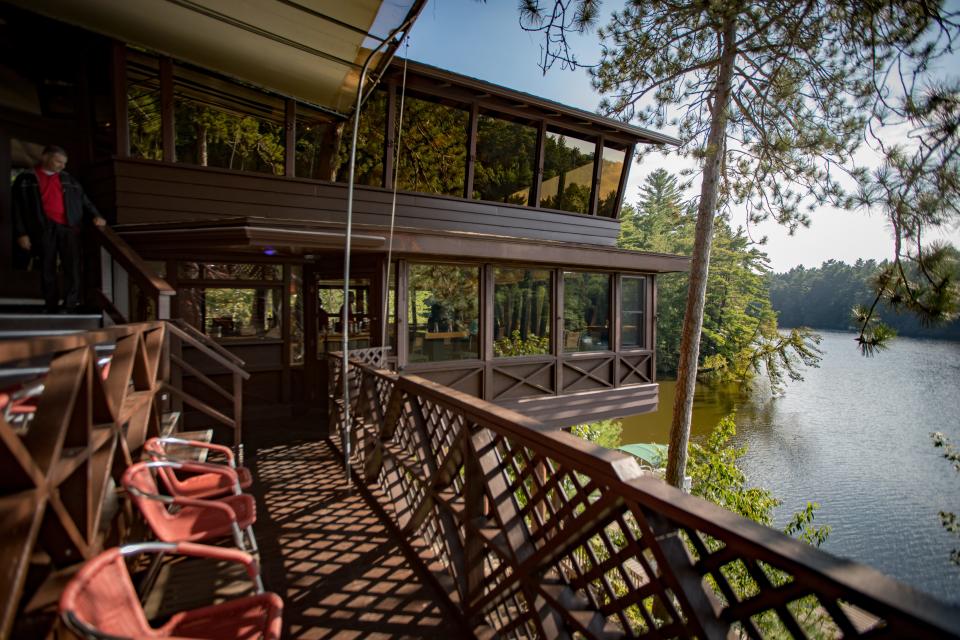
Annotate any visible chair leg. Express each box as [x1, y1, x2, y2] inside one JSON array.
[[245, 526, 259, 556], [136, 551, 166, 601], [232, 523, 247, 552]]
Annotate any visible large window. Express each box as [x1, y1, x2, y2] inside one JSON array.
[[397, 96, 468, 196], [316, 278, 372, 355], [494, 268, 551, 357], [127, 52, 162, 161], [180, 287, 282, 341], [621, 276, 646, 349], [563, 272, 610, 352], [296, 105, 342, 182], [173, 65, 286, 175], [597, 145, 626, 217], [408, 264, 479, 362], [474, 114, 537, 204], [541, 131, 596, 214], [334, 90, 387, 187], [178, 262, 282, 281]]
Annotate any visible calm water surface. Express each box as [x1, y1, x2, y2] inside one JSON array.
[[620, 331, 960, 603]]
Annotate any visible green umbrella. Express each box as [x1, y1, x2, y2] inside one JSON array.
[[618, 442, 668, 468]]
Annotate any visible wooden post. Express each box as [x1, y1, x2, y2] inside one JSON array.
[[232, 371, 243, 446], [111, 41, 130, 158], [0, 130, 11, 271], [281, 263, 291, 402], [284, 98, 296, 177], [589, 136, 603, 216], [462, 426, 484, 615], [612, 144, 635, 219], [159, 58, 175, 162]]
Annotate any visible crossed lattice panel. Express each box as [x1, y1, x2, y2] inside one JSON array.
[[342, 359, 960, 640], [0, 323, 166, 639]]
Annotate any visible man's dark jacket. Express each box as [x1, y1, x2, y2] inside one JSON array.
[[12, 170, 102, 241]]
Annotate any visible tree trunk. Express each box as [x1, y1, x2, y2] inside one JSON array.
[[665, 17, 738, 489]]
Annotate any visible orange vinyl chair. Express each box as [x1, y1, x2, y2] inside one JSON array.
[[60, 542, 282, 640], [144, 437, 253, 500], [122, 461, 260, 571]]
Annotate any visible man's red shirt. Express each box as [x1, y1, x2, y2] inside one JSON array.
[[34, 166, 67, 225]]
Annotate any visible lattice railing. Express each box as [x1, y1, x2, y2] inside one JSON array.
[[335, 358, 960, 639], [0, 322, 167, 639]]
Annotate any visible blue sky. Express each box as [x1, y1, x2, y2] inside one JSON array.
[[405, 0, 960, 272]]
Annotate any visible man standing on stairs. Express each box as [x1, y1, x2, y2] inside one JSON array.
[[11, 145, 106, 313]]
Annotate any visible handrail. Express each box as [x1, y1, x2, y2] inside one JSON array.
[[92, 224, 175, 321], [170, 319, 246, 369], [336, 356, 960, 639], [165, 321, 249, 446], [0, 321, 164, 364]]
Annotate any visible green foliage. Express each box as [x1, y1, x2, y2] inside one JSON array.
[[932, 431, 960, 566], [570, 420, 623, 450], [768, 256, 960, 344], [620, 170, 821, 390], [493, 330, 550, 357], [395, 97, 468, 196]]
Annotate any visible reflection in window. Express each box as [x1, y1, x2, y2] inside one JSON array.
[[178, 263, 282, 281], [621, 277, 646, 349], [180, 287, 282, 341], [397, 97, 468, 196], [541, 131, 596, 214], [291, 265, 304, 365], [494, 268, 551, 357], [173, 65, 285, 175], [474, 115, 537, 204], [127, 53, 162, 160], [597, 146, 626, 217], [408, 264, 479, 362], [335, 90, 387, 187], [296, 105, 343, 182], [316, 279, 371, 355], [563, 272, 610, 352]]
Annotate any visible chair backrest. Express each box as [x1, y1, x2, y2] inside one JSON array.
[[59, 547, 154, 638], [143, 438, 183, 495], [122, 462, 172, 530]]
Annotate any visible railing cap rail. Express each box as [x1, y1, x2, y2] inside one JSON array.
[[95, 224, 176, 296]]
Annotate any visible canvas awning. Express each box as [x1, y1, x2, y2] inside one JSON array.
[[12, 0, 424, 115]]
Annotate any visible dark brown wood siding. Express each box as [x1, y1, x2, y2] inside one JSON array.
[[101, 159, 621, 246]]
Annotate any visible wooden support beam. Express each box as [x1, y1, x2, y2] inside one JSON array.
[[159, 58, 175, 163], [111, 41, 130, 158]]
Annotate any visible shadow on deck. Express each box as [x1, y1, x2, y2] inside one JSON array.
[[242, 429, 465, 639]]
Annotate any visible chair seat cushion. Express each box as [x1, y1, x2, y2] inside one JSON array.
[[162, 494, 257, 543], [176, 466, 253, 499]]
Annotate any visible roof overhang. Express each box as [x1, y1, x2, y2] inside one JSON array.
[[11, 0, 425, 115], [116, 218, 690, 274]]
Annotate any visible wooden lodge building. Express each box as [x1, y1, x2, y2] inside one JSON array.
[[3, 2, 960, 639], [1, 0, 686, 432]]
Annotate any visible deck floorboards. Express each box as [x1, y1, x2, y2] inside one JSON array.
[[149, 426, 463, 639]]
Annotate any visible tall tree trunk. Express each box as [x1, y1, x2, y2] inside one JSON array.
[[665, 17, 738, 489]]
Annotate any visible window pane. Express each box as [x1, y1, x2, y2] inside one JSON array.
[[563, 272, 610, 352], [316, 279, 371, 355], [173, 65, 285, 175], [127, 53, 162, 160], [597, 146, 626, 217], [180, 287, 282, 341], [408, 264, 479, 362], [334, 90, 387, 187], [621, 276, 646, 348], [494, 268, 551, 357], [397, 97, 468, 196], [541, 131, 595, 214], [474, 115, 537, 204], [291, 265, 304, 365], [178, 263, 282, 281], [296, 104, 342, 181]]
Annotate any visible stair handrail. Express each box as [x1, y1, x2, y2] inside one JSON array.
[[164, 321, 249, 446], [92, 224, 175, 321]]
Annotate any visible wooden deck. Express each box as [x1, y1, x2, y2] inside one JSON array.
[[151, 424, 466, 639]]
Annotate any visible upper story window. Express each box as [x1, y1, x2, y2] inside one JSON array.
[[295, 104, 341, 182], [474, 114, 538, 205], [127, 52, 162, 161], [335, 90, 388, 187], [541, 131, 596, 214], [397, 96, 469, 197], [173, 65, 286, 175], [597, 145, 627, 218]]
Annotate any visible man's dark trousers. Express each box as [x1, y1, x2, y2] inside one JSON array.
[[39, 219, 81, 312]]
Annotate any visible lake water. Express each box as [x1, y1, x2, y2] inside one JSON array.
[[620, 330, 960, 604]]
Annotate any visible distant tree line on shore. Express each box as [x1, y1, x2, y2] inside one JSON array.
[[769, 256, 960, 340]]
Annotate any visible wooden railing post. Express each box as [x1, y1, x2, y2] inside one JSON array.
[[232, 371, 243, 447], [462, 425, 485, 615]]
